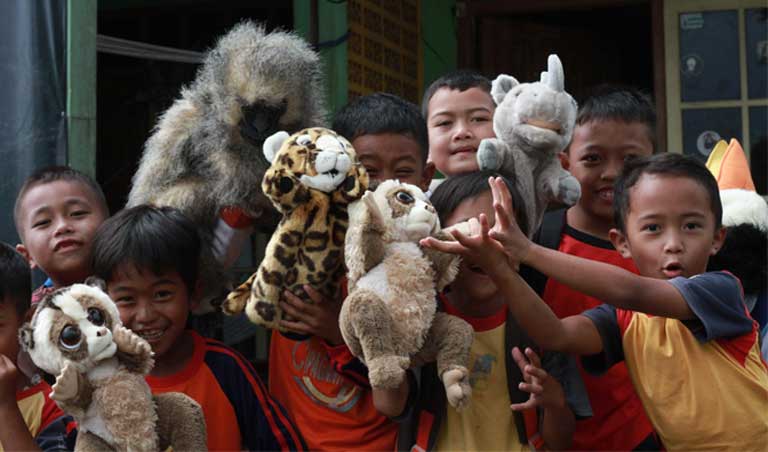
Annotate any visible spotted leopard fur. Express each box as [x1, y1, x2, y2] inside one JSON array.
[[223, 128, 369, 331]]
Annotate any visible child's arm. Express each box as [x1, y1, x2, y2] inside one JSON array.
[[486, 176, 697, 320], [0, 355, 42, 451], [371, 377, 411, 418], [510, 347, 574, 451], [423, 216, 603, 355]]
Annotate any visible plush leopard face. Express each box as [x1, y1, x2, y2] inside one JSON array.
[[261, 127, 369, 212]]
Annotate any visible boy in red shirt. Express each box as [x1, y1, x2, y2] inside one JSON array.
[[92, 205, 305, 451]]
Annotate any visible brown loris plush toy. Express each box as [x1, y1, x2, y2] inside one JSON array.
[[128, 21, 328, 309], [20, 282, 207, 452], [340, 180, 474, 410]]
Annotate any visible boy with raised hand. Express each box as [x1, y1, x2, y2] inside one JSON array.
[[13, 166, 109, 305], [384, 171, 591, 452], [422, 71, 496, 177], [425, 154, 768, 451], [91, 205, 305, 452], [263, 92, 434, 452], [524, 86, 659, 450], [0, 242, 76, 451]]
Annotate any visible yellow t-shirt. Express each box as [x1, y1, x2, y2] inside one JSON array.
[[435, 307, 528, 452]]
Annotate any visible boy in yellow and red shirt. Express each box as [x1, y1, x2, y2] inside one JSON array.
[[425, 154, 768, 451]]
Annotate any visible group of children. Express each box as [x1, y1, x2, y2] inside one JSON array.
[[0, 69, 766, 452]]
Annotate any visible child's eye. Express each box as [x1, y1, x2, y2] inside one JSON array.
[[470, 116, 489, 123], [114, 296, 134, 304], [395, 168, 415, 176], [642, 224, 660, 232], [71, 210, 90, 217], [155, 290, 173, 300], [582, 154, 601, 164], [32, 219, 51, 228], [433, 120, 451, 128], [683, 222, 702, 230]]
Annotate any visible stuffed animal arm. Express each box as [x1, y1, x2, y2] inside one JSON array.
[[340, 181, 473, 409]]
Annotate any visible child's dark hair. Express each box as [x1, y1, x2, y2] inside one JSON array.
[[613, 153, 722, 233], [0, 242, 31, 317], [421, 70, 492, 117], [430, 170, 529, 237], [332, 92, 429, 163], [91, 205, 201, 292], [574, 85, 658, 152], [13, 166, 109, 236]]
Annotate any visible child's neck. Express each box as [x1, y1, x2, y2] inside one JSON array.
[[566, 207, 614, 241], [150, 331, 195, 378]]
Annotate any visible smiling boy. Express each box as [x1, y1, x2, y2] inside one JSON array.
[[422, 71, 496, 177], [14, 167, 109, 304], [425, 154, 768, 450], [91, 205, 305, 451]]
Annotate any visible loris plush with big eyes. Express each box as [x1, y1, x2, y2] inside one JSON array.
[[339, 181, 473, 410], [19, 282, 207, 452], [127, 21, 328, 308]]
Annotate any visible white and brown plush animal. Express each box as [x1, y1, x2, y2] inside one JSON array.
[[19, 282, 207, 452], [477, 54, 580, 235], [340, 180, 473, 409], [128, 21, 328, 308], [223, 128, 368, 333]]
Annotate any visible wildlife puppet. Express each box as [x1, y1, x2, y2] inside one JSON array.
[[477, 54, 580, 235], [20, 282, 208, 452], [223, 128, 369, 335], [339, 180, 473, 409], [128, 21, 327, 307]]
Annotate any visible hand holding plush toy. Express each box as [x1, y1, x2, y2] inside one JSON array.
[[20, 282, 207, 452], [477, 54, 580, 236]]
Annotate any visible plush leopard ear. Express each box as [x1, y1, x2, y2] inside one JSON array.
[[263, 131, 290, 164]]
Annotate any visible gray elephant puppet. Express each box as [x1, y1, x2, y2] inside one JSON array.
[[477, 54, 581, 235]]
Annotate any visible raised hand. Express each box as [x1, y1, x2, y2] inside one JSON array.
[[487, 177, 533, 264], [509, 347, 565, 412]]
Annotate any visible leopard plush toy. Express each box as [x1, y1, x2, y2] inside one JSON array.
[[223, 128, 368, 334]]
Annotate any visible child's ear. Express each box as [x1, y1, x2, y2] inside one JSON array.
[[15, 244, 37, 270], [558, 151, 570, 170], [710, 226, 727, 256], [609, 228, 632, 258], [420, 162, 436, 192]]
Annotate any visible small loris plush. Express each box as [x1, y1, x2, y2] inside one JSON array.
[[340, 180, 474, 410], [19, 281, 207, 452]]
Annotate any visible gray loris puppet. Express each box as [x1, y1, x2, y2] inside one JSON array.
[[128, 21, 327, 307], [339, 181, 474, 410], [20, 282, 208, 452], [477, 54, 580, 235]]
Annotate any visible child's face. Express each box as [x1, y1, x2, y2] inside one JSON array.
[[563, 120, 654, 228], [107, 265, 192, 361], [352, 133, 435, 191], [16, 180, 107, 286], [444, 191, 500, 304], [427, 87, 495, 176], [611, 174, 725, 280]]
